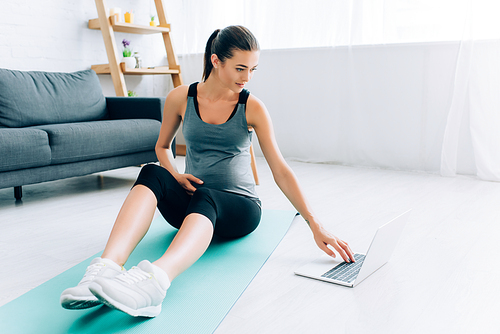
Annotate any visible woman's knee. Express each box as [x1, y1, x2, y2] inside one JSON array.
[[134, 164, 169, 201], [215, 205, 261, 239], [187, 188, 217, 226], [214, 194, 262, 238], [137, 163, 164, 179]]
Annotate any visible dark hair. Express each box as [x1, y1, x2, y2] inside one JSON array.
[[202, 25, 260, 81]]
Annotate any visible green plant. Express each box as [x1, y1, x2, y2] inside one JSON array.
[[128, 90, 137, 97], [122, 39, 132, 57], [150, 15, 155, 22]]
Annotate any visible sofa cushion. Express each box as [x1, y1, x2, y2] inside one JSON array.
[[0, 68, 107, 127], [0, 128, 52, 172], [31, 119, 161, 165]]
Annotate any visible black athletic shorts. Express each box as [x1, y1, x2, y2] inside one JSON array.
[[133, 164, 262, 238]]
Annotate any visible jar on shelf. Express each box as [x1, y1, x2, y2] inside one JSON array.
[[124, 11, 134, 23], [133, 52, 142, 69], [109, 8, 121, 22]]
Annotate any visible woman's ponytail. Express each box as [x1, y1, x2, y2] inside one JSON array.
[[202, 29, 220, 82]]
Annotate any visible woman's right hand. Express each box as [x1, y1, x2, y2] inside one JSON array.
[[174, 173, 203, 195]]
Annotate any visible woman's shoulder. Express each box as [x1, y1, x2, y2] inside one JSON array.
[[246, 93, 268, 114], [246, 93, 270, 127], [166, 84, 190, 101], [163, 85, 191, 117]]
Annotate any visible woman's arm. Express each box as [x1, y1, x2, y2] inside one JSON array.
[[247, 96, 355, 262], [155, 86, 203, 195]]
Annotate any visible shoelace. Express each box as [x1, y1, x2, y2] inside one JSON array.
[[79, 262, 106, 285], [116, 267, 152, 285]]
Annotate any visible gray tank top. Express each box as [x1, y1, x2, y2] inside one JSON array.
[[182, 83, 258, 199]]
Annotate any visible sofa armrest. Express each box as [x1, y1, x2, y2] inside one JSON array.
[[106, 97, 165, 122]]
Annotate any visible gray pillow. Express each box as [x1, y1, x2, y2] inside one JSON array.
[[0, 68, 107, 127]]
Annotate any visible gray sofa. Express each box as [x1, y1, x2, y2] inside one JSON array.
[[0, 68, 171, 199]]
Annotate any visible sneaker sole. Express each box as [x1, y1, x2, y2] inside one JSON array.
[[88, 282, 161, 317], [60, 294, 101, 310]]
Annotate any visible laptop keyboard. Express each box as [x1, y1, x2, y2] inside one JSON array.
[[321, 253, 366, 283]]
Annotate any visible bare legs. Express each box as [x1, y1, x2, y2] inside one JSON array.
[[101, 185, 214, 281], [101, 185, 157, 265], [153, 213, 213, 280]]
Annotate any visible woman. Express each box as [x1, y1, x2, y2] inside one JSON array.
[[60, 25, 355, 318]]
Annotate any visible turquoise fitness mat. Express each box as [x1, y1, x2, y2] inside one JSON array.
[[0, 210, 297, 334]]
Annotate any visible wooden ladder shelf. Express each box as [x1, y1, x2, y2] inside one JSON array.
[[89, 0, 183, 96]]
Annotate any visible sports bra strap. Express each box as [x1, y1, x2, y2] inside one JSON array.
[[238, 89, 250, 105], [188, 82, 249, 106], [188, 82, 198, 97]]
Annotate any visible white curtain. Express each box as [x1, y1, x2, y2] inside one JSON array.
[[440, 1, 500, 181], [166, 0, 500, 181], [167, 0, 484, 53]]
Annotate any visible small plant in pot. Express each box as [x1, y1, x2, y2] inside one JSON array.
[[122, 39, 136, 69]]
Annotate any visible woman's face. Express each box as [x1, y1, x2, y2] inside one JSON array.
[[212, 50, 260, 93]]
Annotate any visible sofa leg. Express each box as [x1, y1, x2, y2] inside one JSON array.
[[14, 186, 22, 200]]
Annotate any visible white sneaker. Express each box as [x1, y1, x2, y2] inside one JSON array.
[[60, 257, 125, 309], [89, 260, 170, 317]]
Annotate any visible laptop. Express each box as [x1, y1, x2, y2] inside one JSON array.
[[294, 210, 411, 287]]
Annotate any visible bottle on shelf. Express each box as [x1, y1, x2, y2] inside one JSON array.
[[133, 52, 142, 68]]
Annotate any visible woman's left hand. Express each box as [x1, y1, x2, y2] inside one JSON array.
[[311, 224, 356, 263]]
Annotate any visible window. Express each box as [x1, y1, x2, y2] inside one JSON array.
[[167, 0, 500, 54]]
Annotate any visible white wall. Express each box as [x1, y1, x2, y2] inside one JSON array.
[[251, 44, 474, 175], [0, 1, 476, 175], [178, 43, 476, 175], [0, 0, 174, 97]]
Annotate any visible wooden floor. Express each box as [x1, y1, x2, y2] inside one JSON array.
[[1, 157, 499, 333]]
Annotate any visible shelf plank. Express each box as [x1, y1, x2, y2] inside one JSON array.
[[88, 16, 171, 34], [91, 63, 180, 75]]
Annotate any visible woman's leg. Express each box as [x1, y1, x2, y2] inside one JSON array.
[[100, 184, 157, 266], [154, 188, 261, 280], [60, 181, 159, 310], [87, 200, 214, 317], [87, 187, 261, 317], [88, 212, 214, 318], [153, 213, 214, 280], [62, 164, 193, 312], [101, 164, 191, 266]]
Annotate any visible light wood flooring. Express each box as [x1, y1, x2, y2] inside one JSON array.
[[1, 157, 499, 333]]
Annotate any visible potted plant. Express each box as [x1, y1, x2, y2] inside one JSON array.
[[150, 15, 156, 27], [122, 39, 136, 69]]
